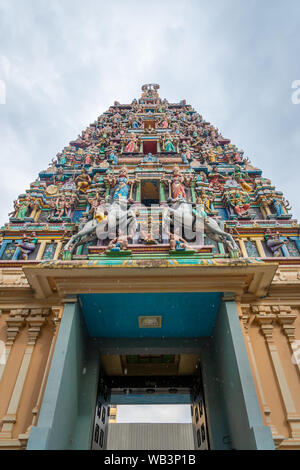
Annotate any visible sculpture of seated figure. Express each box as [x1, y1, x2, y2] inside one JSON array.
[[132, 120, 140, 129], [52, 196, 69, 219], [168, 229, 189, 251], [208, 166, 226, 192], [227, 190, 250, 218], [75, 169, 92, 193], [264, 229, 287, 256], [16, 232, 38, 260], [107, 229, 129, 252], [143, 153, 157, 162]]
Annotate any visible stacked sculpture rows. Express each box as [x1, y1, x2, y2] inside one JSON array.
[[1, 83, 299, 262]]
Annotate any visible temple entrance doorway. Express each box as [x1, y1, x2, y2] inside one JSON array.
[[91, 361, 209, 451]]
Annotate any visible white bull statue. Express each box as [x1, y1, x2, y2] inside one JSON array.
[[162, 199, 240, 254], [63, 199, 138, 254]]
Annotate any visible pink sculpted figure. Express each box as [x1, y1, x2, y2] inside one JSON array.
[[125, 133, 138, 153]]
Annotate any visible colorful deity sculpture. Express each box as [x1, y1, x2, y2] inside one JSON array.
[[233, 165, 252, 193], [226, 190, 251, 218], [181, 141, 193, 164], [208, 166, 226, 192], [271, 193, 291, 217], [16, 232, 38, 260], [75, 169, 92, 193], [51, 196, 70, 219], [162, 166, 189, 200], [169, 231, 188, 251], [107, 229, 129, 251], [196, 172, 208, 184], [196, 190, 215, 216], [192, 199, 208, 220], [125, 133, 138, 153], [16, 198, 31, 220], [163, 132, 176, 153], [55, 167, 69, 185], [264, 229, 287, 256], [108, 167, 132, 201]]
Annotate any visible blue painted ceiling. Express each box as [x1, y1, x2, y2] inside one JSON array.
[[79, 292, 221, 338]]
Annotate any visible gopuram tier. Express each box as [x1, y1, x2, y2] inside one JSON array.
[[1, 83, 299, 264]]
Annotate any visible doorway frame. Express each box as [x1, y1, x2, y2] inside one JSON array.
[[27, 296, 275, 450]]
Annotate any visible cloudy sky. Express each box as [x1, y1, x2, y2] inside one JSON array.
[[0, 0, 300, 226], [0, 0, 300, 422]]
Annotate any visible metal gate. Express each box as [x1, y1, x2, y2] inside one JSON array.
[[91, 373, 111, 450], [91, 373, 209, 450], [191, 376, 209, 450]]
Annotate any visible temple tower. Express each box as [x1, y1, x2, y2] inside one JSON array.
[[0, 84, 299, 450]]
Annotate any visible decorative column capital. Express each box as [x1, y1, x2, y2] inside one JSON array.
[[255, 313, 276, 342], [5, 309, 29, 346], [26, 309, 50, 346]]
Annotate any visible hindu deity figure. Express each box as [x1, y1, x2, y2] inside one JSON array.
[[97, 141, 107, 155], [55, 167, 69, 185], [107, 229, 129, 252], [207, 148, 217, 164], [196, 190, 215, 216], [75, 169, 92, 193], [192, 199, 208, 220], [264, 229, 287, 256], [109, 150, 118, 165], [52, 196, 69, 219], [169, 231, 188, 251], [271, 193, 291, 217], [58, 153, 67, 166], [16, 232, 38, 260], [208, 166, 226, 192], [227, 190, 251, 218], [162, 166, 188, 200], [233, 165, 252, 193], [108, 167, 132, 201], [233, 151, 243, 163], [163, 132, 176, 153], [125, 133, 138, 153], [196, 172, 208, 184], [181, 141, 193, 163], [84, 153, 93, 167], [160, 116, 169, 129], [16, 198, 31, 220]]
